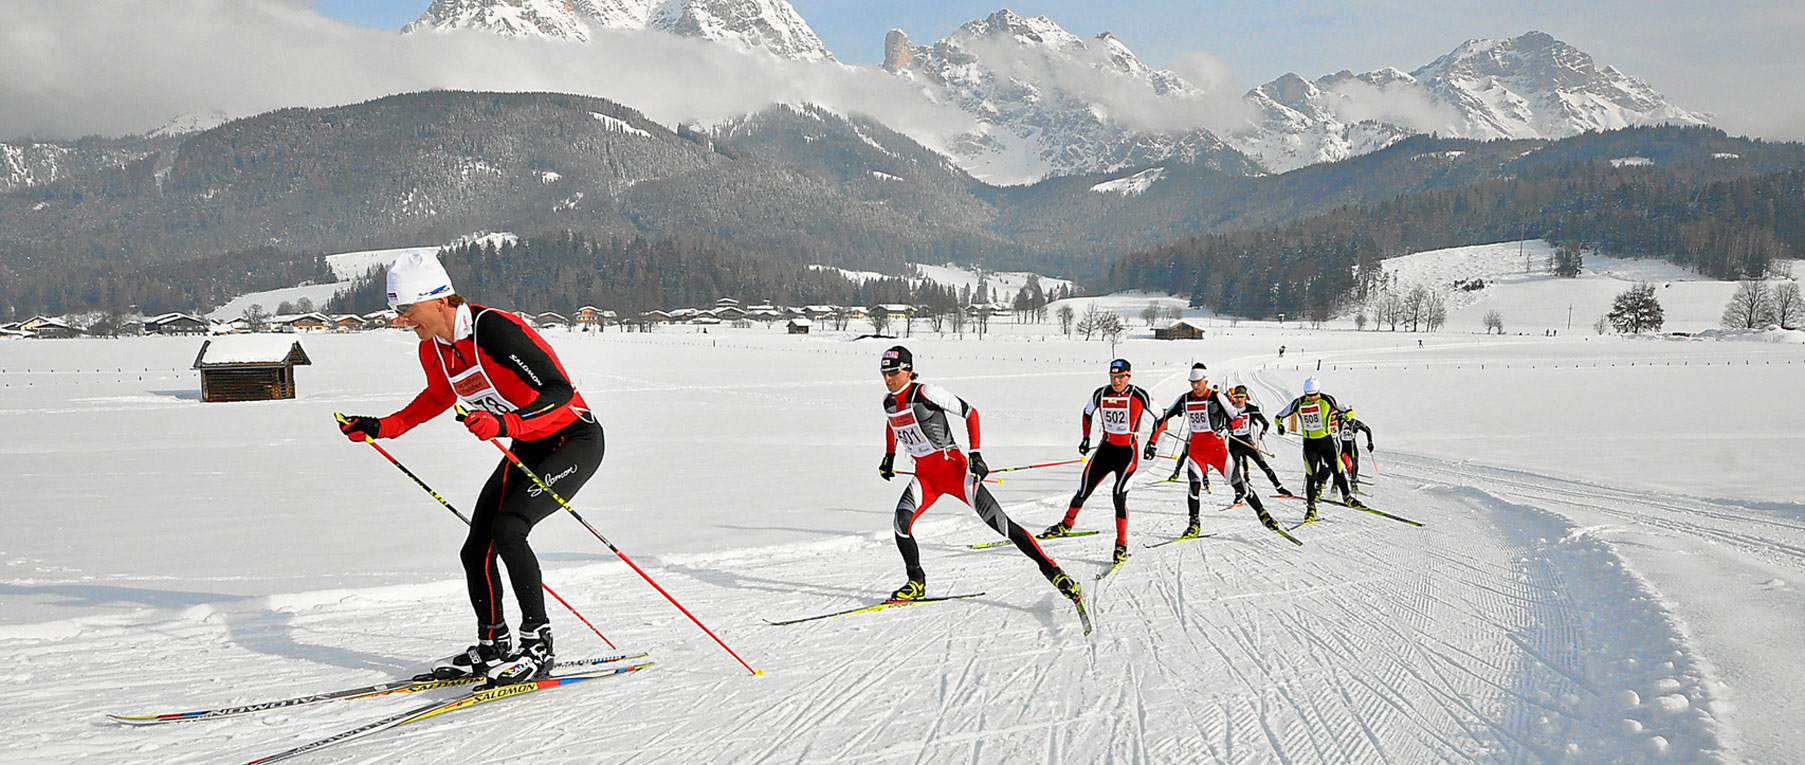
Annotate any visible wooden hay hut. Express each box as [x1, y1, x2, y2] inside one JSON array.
[[192, 337, 312, 402]]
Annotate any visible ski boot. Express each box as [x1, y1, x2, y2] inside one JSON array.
[[1301, 504, 1318, 525], [1274, 485, 1294, 498], [487, 624, 554, 687], [1050, 568, 1083, 604], [1039, 521, 1075, 539], [1112, 544, 1130, 565], [1342, 495, 1368, 510], [1181, 518, 1201, 539], [888, 579, 926, 602], [428, 627, 510, 680]]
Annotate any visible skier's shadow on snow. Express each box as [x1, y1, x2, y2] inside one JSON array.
[[225, 611, 417, 675], [0, 582, 246, 612]]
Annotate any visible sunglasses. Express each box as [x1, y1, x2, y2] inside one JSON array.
[[1109, 372, 1130, 379], [394, 303, 420, 316], [882, 369, 906, 377]]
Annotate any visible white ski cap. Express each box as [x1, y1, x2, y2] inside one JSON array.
[[1303, 377, 1320, 395], [386, 252, 455, 308], [1188, 363, 1209, 382]]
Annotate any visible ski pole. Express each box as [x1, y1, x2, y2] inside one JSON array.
[[894, 470, 1001, 485], [988, 458, 1084, 473], [1369, 450, 1380, 475], [458, 409, 762, 676], [334, 414, 617, 649], [1228, 433, 1275, 457]]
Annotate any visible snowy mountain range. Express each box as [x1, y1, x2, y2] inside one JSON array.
[[882, 10, 1258, 184], [884, 14, 1708, 180], [403, 0, 834, 62], [399, 5, 1706, 181], [1234, 31, 1712, 173]]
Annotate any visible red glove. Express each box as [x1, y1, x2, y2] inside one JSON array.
[[462, 410, 521, 441]]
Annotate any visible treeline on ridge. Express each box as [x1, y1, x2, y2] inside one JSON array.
[[1110, 161, 1805, 320]]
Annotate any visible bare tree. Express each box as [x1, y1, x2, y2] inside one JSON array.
[[1139, 303, 1162, 327], [1075, 302, 1108, 341], [868, 311, 891, 336], [1770, 281, 1803, 330], [241, 303, 270, 332], [1099, 311, 1126, 344], [1720, 280, 1774, 329], [1403, 285, 1429, 332], [1424, 292, 1448, 331], [294, 296, 315, 313], [1593, 314, 1611, 335], [1057, 304, 1076, 338], [1482, 309, 1504, 335]]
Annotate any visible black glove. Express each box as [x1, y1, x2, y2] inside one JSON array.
[[1276, 423, 1286, 436], [1368, 443, 1376, 452], [879, 453, 896, 481], [1078, 436, 1090, 456], [1142, 442, 1157, 460], [338, 415, 381, 442], [968, 451, 989, 480]]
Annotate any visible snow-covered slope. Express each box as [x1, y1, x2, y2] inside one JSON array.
[[1233, 32, 1710, 173], [404, 0, 835, 62], [1366, 240, 1799, 334], [882, 10, 1257, 185], [4, 324, 1802, 761]]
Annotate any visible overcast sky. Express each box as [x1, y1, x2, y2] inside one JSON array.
[[4, 0, 1801, 142]]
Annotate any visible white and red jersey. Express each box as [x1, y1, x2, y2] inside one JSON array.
[[381, 303, 590, 442], [1151, 388, 1241, 445], [883, 382, 980, 459], [1081, 384, 1156, 448]]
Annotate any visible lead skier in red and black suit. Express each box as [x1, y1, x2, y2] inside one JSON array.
[[337, 252, 601, 687], [878, 346, 1084, 608], [1042, 358, 1157, 564]]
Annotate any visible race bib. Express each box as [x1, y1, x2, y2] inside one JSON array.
[[1230, 414, 1251, 435], [448, 365, 515, 416], [1185, 401, 1212, 434], [1298, 405, 1325, 433], [888, 409, 935, 457], [1101, 399, 1132, 435]]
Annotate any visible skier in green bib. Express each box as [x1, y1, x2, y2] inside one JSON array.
[[1273, 377, 1364, 522]]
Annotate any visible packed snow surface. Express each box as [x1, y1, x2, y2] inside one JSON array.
[[5, 306, 1803, 763]]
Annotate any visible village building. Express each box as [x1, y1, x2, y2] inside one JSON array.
[[145, 312, 209, 336]]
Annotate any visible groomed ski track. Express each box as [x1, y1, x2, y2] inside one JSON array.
[[12, 448, 1734, 762], [8, 331, 1799, 763]]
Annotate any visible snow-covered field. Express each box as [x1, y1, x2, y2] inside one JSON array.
[[1370, 241, 1804, 335], [4, 290, 1803, 762]]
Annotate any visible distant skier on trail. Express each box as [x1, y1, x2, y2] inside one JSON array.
[[1274, 377, 1364, 523], [877, 346, 1085, 611], [337, 252, 602, 687], [1148, 365, 1280, 539], [1336, 409, 1376, 493], [1225, 385, 1291, 497], [1042, 358, 1157, 564]]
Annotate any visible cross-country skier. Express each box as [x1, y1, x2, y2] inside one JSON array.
[[878, 347, 1084, 610], [337, 252, 601, 687], [1148, 365, 1280, 539], [1042, 359, 1157, 564], [1273, 377, 1363, 523], [1335, 409, 1376, 493], [1225, 385, 1290, 497]]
